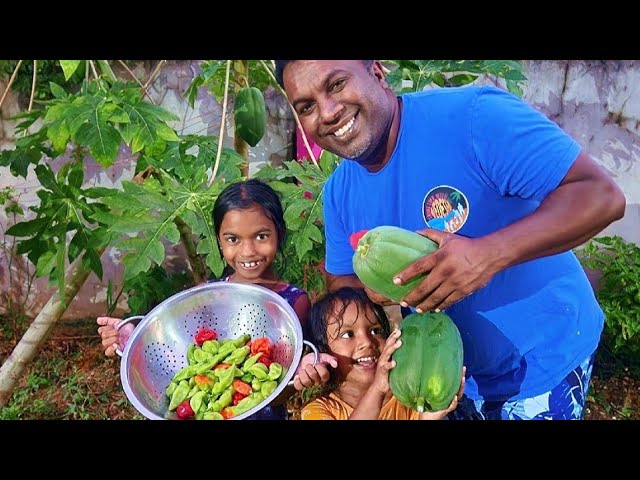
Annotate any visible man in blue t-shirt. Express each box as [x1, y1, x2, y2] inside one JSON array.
[[277, 60, 626, 419]]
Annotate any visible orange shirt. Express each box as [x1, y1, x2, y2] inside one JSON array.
[[300, 392, 420, 420]]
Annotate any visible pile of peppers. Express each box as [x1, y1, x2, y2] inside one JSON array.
[[165, 328, 285, 420]]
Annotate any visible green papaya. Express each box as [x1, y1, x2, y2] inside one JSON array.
[[234, 86, 266, 147], [389, 311, 463, 412], [352, 226, 438, 302]]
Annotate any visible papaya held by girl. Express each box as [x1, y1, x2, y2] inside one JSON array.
[[97, 179, 310, 420]]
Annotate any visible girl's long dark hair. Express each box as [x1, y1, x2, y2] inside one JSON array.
[[212, 179, 287, 279]]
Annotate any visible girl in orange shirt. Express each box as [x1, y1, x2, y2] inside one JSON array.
[[300, 287, 464, 420]]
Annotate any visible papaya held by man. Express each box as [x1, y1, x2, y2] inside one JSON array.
[[279, 60, 625, 420]]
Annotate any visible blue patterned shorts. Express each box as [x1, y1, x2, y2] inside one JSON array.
[[448, 352, 596, 420]]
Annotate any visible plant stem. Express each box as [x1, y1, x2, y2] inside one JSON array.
[[233, 60, 250, 177], [174, 216, 207, 284], [208, 60, 231, 187], [118, 60, 156, 104], [89, 60, 99, 80], [142, 60, 167, 100], [0, 60, 24, 111], [27, 60, 37, 112]]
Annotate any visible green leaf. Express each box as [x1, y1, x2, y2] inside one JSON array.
[[6, 218, 50, 237], [155, 123, 180, 142], [75, 120, 121, 167], [47, 119, 70, 153], [447, 73, 478, 86], [83, 246, 104, 280], [108, 105, 130, 123], [35, 164, 62, 194], [60, 60, 82, 81], [49, 82, 68, 99], [83, 187, 117, 199], [36, 250, 57, 277]]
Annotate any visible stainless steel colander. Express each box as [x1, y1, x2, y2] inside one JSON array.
[[116, 282, 317, 420]]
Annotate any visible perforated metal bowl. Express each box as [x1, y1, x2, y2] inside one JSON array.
[[117, 282, 316, 420]]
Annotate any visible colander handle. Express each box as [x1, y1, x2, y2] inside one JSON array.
[[287, 340, 320, 387], [114, 315, 145, 357]]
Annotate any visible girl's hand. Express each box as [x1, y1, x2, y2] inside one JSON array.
[[293, 352, 338, 391], [371, 329, 402, 395], [96, 317, 134, 357], [419, 366, 467, 420]]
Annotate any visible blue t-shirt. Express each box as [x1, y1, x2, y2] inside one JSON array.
[[323, 85, 604, 402]]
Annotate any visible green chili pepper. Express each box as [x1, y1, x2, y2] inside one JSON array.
[[242, 352, 263, 372], [168, 380, 190, 411], [201, 339, 219, 354], [165, 381, 178, 397], [224, 346, 250, 365], [233, 334, 252, 348], [193, 348, 209, 363], [260, 380, 278, 397], [202, 411, 224, 420], [212, 367, 235, 394], [190, 390, 206, 415], [209, 387, 233, 412], [248, 363, 269, 380], [186, 344, 197, 365], [230, 391, 265, 416], [267, 362, 283, 381], [172, 364, 199, 383], [251, 378, 263, 392]]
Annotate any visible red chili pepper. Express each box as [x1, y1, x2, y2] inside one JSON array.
[[232, 391, 248, 406], [194, 374, 212, 387], [176, 400, 194, 420], [233, 379, 252, 396], [250, 337, 272, 357], [258, 355, 272, 368], [194, 328, 217, 346], [221, 407, 235, 419], [213, 363, 231, 370]]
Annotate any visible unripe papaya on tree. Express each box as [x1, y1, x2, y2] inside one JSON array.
[[234, 86, 266, 147]]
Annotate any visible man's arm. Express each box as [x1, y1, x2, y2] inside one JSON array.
[[325, 272, 399, 306], [325, 272, 363, 292], [395, 151, 626, 312]]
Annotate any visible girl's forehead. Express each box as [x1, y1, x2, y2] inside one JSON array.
[[222, 206, 273, 224], [329, 302, 377, 328]]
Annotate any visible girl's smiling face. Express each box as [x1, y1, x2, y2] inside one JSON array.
[[218, 205, 279, 282], [326, 300, 388, 388]]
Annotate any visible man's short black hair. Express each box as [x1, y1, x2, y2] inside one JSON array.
[[275, 60, 375, 89]]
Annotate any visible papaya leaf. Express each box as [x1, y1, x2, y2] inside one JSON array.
[[60, 60, 82, 81], [5, 218, 50, 237], [49, 81, 68, 99], [74, 109, 122, 167]]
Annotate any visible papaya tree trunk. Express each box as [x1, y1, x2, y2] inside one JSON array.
[[0, 249, 102, 408], [175, 216, 207, 284], [232, 60, 250, 177]]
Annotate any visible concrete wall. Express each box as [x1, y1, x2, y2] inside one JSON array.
[[1, 60, 638, 320]]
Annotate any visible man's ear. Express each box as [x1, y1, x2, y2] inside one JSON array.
[[372, 60, 390, 89]]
